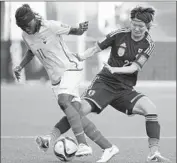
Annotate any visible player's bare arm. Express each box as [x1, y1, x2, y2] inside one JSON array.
[[74, 43, 101, 61], [14, 50, 34, 80], [104, 62, 140, 74], [69, 21, 88, 35]]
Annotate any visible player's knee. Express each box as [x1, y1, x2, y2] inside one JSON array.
[[84, 122, 95, 134], [134, 96, 157, 116], [80, 100, 93, 116], [144, 101, 157, 116], [58, 94, 72, 111]]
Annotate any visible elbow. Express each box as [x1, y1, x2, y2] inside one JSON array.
[[130, 65, 139, 74]]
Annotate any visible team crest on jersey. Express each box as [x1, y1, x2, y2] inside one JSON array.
[[138, 48, 143, 53], [117, 43, 126, 57], [88, 90, 95, 96]]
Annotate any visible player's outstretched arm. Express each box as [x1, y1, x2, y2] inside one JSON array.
[[69, 21, 88, 35], [13, 50, 34, 81], [104, 62, 140, 74], [74, 43, 102, 61]]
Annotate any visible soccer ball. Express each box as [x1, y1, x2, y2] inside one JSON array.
[[53, 137, 78, 162]]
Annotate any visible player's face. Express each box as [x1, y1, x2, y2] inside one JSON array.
[[130, 18, 147, 38], [22, 19, 36, 35]]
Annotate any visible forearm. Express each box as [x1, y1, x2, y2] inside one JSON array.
[[68, 27, 84, 35], [113, 64, 139, 74], [79, 44, 102, 60], [19, 50, 34, 69]]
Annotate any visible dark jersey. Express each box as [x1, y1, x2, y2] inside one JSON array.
[[97, 28, 155, 88]]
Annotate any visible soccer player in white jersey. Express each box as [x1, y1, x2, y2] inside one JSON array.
[[13, 4, 94, 156], [14, 4, 118, 159]]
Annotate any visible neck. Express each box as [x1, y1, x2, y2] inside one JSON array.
[[131, 33, 145, 42]]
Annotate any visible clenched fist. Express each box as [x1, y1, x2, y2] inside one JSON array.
[[79, 21, 89, 32]]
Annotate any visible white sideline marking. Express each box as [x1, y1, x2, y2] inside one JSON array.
[[2, 80, 175, 88], [1, 136, 176, 139]]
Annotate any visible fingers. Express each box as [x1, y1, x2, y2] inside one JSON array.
[[79, 21, 89, 31], [73, 53, 82, 61], [13, 66, 22, 81], [14, 71, 21, 81]]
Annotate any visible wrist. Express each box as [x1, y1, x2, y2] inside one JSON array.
[[113, 67, 119, 73], [18, 65, 23, 71]]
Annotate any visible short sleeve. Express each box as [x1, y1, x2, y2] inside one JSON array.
[[97, 32, 117, 50], [22, 33, 31, 50], [48, 20, 71, 35], [133, 39, 155, 70]]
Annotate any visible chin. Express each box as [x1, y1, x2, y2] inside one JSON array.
[[134, 33, 143, 38]]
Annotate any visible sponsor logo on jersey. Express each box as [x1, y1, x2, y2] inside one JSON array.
[[117, 43, 126, 57]]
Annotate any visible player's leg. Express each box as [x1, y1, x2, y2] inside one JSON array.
[[111, 89, 170, 162], [57, 70, 92, 155], [39, 99, 113, 151], [57, 93, 87, 144], [73, 100, 113, 150], [36, 70, 91, 155], [35, 94, 88, 153], [75, 76, 119, 158], [79, 77, 119, 162], [132, 96, 170, 162]]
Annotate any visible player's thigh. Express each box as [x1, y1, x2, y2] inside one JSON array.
[[132, 96, 157, 115], [110, 89, 145, 116], [52, 70, 83, 99], [81, 76, 116, 114]]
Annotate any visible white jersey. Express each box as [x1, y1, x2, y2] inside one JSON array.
[[22, 20, 82, 85]]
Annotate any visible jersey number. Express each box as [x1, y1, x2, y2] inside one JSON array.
[[123, 60, 132, 67], [37, 49, 46, 60]]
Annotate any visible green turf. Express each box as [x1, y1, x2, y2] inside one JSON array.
[[1, 84, 176, 162]]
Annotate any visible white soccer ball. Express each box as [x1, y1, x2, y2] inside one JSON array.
[[53, 137, 78, 162]]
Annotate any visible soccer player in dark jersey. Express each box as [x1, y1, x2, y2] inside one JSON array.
[[75, 6, 169, 162], [37, 6, 170, 162]]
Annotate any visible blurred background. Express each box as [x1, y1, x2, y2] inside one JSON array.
[[0, 1, 176, 83]]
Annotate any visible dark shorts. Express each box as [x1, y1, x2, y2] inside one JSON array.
[[82, 76, 145, 115]]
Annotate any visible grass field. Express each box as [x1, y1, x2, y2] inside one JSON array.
[[1, 82, 176, 163]]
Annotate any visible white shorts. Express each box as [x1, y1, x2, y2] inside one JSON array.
[[51, 70, 83, 102]]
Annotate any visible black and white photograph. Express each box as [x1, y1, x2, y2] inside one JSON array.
[[1, 1, 176, 163]]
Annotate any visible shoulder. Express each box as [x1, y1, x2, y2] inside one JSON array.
[[42, 19, 58, 27], [144, 32, 155, 48], [107, 28, 131, 38], [22, 31, 28, 40], [143, 32, 155, 55]]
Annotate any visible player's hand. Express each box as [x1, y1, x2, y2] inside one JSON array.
[[13, 66, 22, 81], [104, 62, 115, 74], [73, 53, 84, 61], [79, 21, 89, 32]]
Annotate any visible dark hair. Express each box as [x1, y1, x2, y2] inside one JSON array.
[[130, 6, 155, 25], [15, 4, 42, 32]]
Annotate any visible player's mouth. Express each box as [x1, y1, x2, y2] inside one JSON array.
[[133, 31, 141, 35]]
